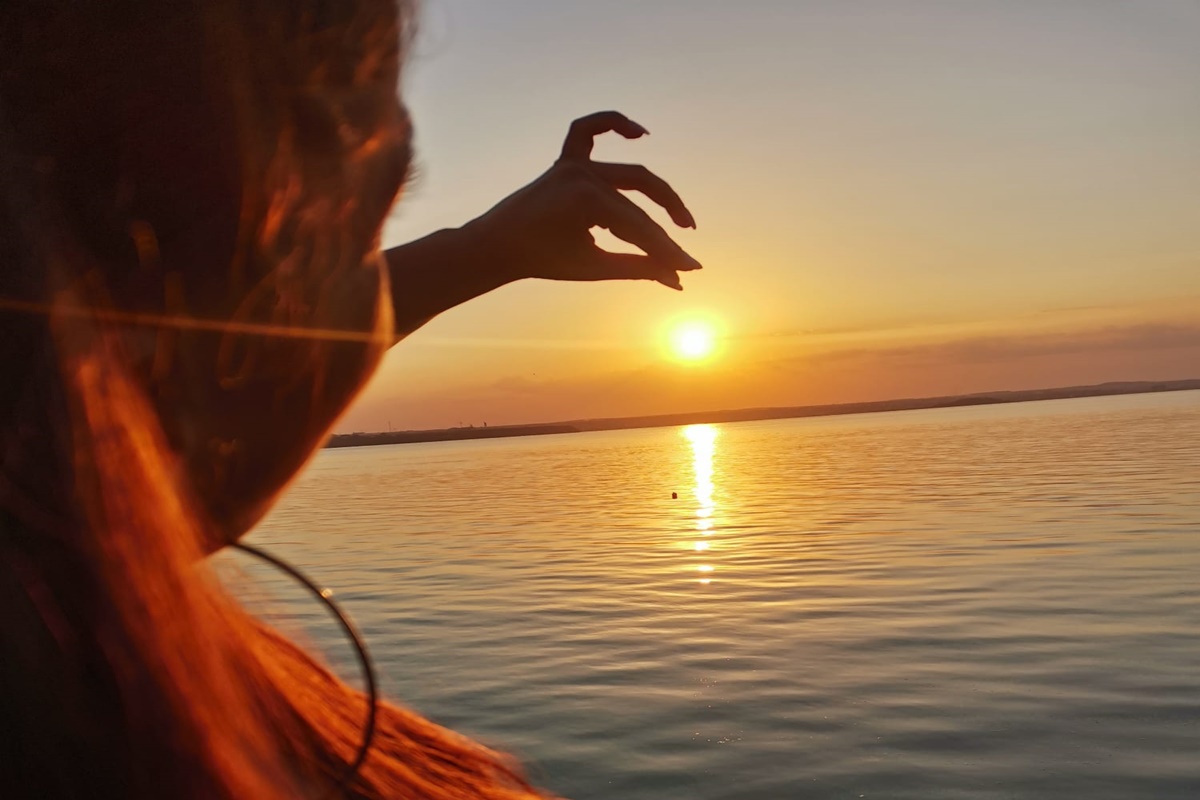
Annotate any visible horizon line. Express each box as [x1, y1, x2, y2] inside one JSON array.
[[330, 377, 1200, 443]]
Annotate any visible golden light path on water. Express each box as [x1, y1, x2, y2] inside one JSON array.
[[683, 424, 718, 583]]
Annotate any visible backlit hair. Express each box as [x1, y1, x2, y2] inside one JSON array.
[[0, 3, 554, 797]]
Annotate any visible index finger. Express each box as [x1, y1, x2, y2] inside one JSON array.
[[560, 111, 649, 161], [590, 162, 696, 229]]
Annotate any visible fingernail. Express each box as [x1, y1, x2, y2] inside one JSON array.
[[680, 253, 702, 271], [634, 123, 650, 136], [686, 211, 697, 229]]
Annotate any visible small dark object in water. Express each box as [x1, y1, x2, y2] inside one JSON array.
[[671, 491, 678, 499]]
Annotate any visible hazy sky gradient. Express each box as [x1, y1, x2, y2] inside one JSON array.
[[341, 0, 1199, 431]]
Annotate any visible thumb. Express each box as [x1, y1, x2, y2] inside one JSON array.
[[589, 251, 683, 291]]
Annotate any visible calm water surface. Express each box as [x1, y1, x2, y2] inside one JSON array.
[[231, 391, 1200, 799]]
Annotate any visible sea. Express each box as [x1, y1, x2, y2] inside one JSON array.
[[225, 389, 1200, 799]]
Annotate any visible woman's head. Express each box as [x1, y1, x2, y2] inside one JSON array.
[[2, 0, 420, 542], [1, 3, 553, 798]]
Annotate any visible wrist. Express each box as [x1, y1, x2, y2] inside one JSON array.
[[456, 212, 525, 285]]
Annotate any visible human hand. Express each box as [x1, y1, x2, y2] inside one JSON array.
[[465, 111, 701, 291]]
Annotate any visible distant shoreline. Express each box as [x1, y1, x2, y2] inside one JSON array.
[[325, 378, 1200, 449]]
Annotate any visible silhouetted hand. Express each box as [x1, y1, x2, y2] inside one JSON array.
[[466, 110, 701, 291]]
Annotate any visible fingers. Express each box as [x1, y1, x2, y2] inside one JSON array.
[[590, 162, 696, 229], [587, 251, 683, 291], [587, 186, 702, 273], [554, 112, 699, 292], [560, 111, 649, 161]]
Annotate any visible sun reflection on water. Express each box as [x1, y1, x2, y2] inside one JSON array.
[[683, 424, 719, 582]]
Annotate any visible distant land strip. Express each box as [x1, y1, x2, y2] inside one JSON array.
[[325, 378, 1200, 448]]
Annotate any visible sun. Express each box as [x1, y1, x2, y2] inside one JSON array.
[[669, 321, 717, 362]]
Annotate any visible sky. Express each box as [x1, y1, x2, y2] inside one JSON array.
[[339, 0, 1200, 432]]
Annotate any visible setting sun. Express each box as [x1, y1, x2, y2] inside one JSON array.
[[669, 322, 717, 362]]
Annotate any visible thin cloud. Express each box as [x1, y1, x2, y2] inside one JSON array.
[[799, 322, 1200, 366], [414, 335, 633, 351]]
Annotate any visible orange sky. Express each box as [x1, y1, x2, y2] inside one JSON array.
[[338, 1, 1199, 432]]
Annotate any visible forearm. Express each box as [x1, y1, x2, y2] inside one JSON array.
[[383, 221, 518, 339]]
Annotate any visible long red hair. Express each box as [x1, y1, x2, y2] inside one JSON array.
[[0, 2, 553, 797]]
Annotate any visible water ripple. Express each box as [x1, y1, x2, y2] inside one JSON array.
[[224, 391, 1200, 799]]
